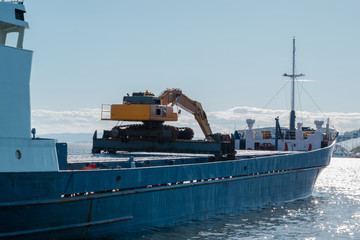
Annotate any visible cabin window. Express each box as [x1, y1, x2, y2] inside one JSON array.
[[5, 32, 19, 48], [156, 108, 161, 115], [254, 142, 260, 150], [15, 150, 22, 159], [15, 9, 25, 21], [161, 107, 167, 117]]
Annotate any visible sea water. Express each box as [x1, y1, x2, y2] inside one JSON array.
[[69, 145, 360, 239]]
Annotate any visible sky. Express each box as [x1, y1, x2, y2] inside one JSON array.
[[16, 1, 360, 135]]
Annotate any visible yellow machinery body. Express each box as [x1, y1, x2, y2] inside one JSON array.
[[102, 104, 178, 122]]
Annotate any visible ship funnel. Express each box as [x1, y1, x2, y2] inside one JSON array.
[[314, 120, 324, 131], [297, 122, 303, 131], [246, 119, 255, 130]]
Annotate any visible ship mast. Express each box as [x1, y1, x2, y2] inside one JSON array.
[[283, 37, 304, 132]]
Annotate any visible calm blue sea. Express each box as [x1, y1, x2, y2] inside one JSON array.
[[69, 144, 360, 240]]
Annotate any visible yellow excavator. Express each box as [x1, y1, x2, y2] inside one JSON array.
[[92, 89, 235, 159], [101, 89, 213, 142]]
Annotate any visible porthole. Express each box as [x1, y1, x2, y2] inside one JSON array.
[[15, 150, 22, 160], [116, 176, 121, 184]]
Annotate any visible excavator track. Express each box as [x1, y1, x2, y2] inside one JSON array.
[[110, 124, 194, 142], [177, 127, 194, 140]]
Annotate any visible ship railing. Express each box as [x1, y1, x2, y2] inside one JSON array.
[[101, 104, 111, 120], [1, 0, 24, 4]]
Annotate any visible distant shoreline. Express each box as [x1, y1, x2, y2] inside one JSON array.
[[38, 133, 93, 143]]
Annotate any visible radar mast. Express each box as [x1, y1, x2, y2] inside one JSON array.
[[283, 37, 304, 132]]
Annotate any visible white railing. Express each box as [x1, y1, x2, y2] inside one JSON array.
[[1, 0, 24, 4]]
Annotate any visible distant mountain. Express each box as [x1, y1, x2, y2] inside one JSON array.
[[38, 133, 93, 143]]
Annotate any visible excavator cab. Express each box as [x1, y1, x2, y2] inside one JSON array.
[[123, 91, 160, 105]]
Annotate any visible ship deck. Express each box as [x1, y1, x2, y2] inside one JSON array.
[[65, 150, 298, 170]]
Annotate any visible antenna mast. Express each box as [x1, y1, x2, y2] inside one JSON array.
[[283, 37, 304, 132]]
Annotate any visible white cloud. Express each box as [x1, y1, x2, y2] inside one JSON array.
[[31, 107, 360, 137], [32, 109, 113, 134]]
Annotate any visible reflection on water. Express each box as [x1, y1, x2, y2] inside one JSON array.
[[113, 158, 360, 240], [117, 197, 323, 240], [69, 144, 360, 240]]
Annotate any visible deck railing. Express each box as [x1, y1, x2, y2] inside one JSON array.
[[1, 0, 24, 4]]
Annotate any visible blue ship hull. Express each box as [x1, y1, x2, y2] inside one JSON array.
[[0, 144, 334, 239]]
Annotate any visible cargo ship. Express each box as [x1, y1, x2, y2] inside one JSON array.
[[0, 1, 336, 239]]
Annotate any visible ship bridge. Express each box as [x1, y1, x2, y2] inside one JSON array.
[[0, 0, 28, 49], [0, 0, 60, 173]]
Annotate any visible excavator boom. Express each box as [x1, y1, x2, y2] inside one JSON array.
[[159, 88, 213, 141]]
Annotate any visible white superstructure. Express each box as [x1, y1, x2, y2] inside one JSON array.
[[236, 119, 327, 151], [0, 1, 59, 172], [234, 38, 337, 153]]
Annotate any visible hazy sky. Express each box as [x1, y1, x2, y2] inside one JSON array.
[[18, 1, 360, 134]]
